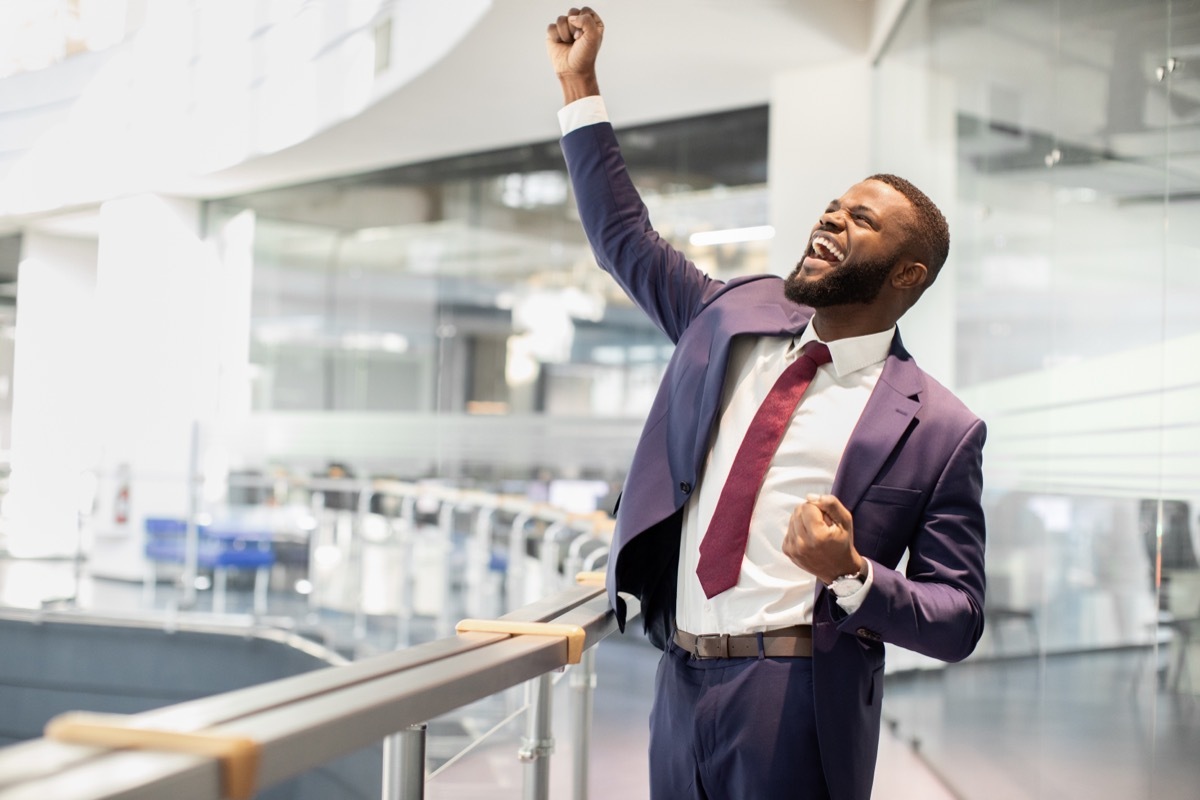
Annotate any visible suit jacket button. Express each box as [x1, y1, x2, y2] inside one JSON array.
[[679, 481, 692, 494], [856, 627, 879, 640]]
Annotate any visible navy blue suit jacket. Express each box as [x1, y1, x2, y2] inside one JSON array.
[[562, 121, 986, 800]]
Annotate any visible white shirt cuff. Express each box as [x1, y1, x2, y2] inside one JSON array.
[[558, 95, 609, 136], [834, 560, 874, 615]]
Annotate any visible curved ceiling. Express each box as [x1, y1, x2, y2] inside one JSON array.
[[182, 0, 878, 198]]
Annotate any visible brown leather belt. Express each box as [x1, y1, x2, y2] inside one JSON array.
[[674, 625, 813, 659]]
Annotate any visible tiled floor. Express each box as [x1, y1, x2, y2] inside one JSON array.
[[883, 650, 1200, 800]]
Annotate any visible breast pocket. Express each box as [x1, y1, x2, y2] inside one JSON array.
[[853, 485, 925, 562], [861, 485, 923, 507]]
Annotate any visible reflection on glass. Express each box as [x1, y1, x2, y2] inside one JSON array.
[[875, 1, 1200, 798], [209, 108, 771, 460]]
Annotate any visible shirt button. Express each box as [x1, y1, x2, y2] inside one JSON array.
[[679, 481, 692, 494]]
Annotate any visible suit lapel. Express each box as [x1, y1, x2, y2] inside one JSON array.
[[711, 295, 924, 513], [733, 302, 812, 337], [832, 334, 923, 512]]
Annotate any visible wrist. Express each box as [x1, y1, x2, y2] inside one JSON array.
[[559, 73, 601, 104], [826, 554, 866, 586], [826, 557, 868, 599]]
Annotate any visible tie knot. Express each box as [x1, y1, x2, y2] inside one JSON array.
[[803, 341, 832, 367]]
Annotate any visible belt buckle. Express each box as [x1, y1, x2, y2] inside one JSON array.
[[694, 633, 730, 659]]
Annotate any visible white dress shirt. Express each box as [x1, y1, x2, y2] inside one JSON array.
[[677, 326, 892, 635], [559, 95, 893, 635]]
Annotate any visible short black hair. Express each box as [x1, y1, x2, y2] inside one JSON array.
[[866, 173, 950, 282]]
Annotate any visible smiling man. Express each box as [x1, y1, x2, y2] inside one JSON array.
[[546, 8, 986, 800]]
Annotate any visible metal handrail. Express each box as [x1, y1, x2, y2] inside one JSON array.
[[16, 470, 624, 798], [0, 585, 639, 800]]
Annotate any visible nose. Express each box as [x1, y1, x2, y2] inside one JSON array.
[[819, 207, 848, 231]]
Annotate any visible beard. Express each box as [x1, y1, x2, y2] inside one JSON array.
[[783, 252, 897, 308]]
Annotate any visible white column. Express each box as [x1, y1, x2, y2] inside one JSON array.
[[85, 194, 224, 580], [202, 209, 256, 508], [6, 232, 100, 557], [769, 56, 958, 387], [872, 41, 958, 387], [768, 60, 873, 282]]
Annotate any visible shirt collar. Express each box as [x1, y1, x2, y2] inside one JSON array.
[[795, 323, 895, 378]]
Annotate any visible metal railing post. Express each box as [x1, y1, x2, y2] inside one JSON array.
[[306, 490, 326, 615], [395, 494, 417, 648], [581, 547, 609, 573], [564, 530, 598, 586], [570, 648, 598, 800], [507, 512, 534, 612], [182, 422, 201, 609], [520, 673, 555, 800], [382, 723, 427, 800], [436, 501, 457, 639], [353, 481, 376, 645], [540, 521, 572, 594], [466, 505, 496, 618]]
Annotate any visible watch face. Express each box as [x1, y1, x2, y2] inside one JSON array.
[[831, 578, 864, 598]]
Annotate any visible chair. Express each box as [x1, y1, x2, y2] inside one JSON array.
[[143, 517, 275, 615]]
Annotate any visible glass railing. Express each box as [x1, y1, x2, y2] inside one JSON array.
[[0, 579, 632, 799], [0, 476, 625, 799]]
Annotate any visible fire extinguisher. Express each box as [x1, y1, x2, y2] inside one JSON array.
[[114, 464, 131, 525]]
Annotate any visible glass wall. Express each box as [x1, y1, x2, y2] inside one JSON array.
[[207, 108, 770, 487], [874, 1, 1200, 798]]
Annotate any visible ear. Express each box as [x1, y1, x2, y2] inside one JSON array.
[[892, 260, 929, 291]]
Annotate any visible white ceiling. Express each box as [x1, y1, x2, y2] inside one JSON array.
[[176, 0, 881, 198]]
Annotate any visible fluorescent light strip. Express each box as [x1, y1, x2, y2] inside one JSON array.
[[688, 225, 775, 247]]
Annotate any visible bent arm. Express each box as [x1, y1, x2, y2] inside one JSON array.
[[839, 419, 988, 662]]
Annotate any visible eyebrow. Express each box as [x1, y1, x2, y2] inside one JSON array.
[[826, 200, 879, 218]]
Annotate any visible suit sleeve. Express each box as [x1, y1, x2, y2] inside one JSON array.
[[561, 122, 723, 343], [838, 419, 988, 663]]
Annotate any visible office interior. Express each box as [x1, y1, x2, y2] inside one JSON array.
[[0, 1, 1198, 798]]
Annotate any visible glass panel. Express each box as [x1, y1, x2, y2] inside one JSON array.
[[207, 108, 769, 483], [875, 1, 1199, 797]]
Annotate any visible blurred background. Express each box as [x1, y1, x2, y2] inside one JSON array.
[[0, 1, 1198, 798]]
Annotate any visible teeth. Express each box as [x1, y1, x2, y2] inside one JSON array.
[[812, 236, 844, 262]]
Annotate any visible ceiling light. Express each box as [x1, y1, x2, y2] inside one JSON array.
[[689, 225, 775, 246]]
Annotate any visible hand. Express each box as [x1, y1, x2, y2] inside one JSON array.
[[783, 493, 865, 585], [546, 7, 604, 102]]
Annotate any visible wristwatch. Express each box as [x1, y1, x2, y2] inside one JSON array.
[[827, 565, 867, 598]]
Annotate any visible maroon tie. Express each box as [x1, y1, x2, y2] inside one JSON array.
[[695, 341, 833, 599]]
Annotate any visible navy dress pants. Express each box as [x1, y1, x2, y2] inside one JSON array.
[[649, 639, 830, 800]]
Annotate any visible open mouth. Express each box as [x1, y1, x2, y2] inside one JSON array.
[[800, 234, 846, 273], [810, 235, 845, 263]]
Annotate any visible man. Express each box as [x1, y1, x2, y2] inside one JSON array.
[[546, 9, 986, 800]]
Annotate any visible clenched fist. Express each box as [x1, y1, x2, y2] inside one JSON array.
[[783, 493, 866, 586], [546, 7, 604, 103]]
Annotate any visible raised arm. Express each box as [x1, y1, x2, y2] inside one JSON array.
[[547, 8, 721, 342]]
